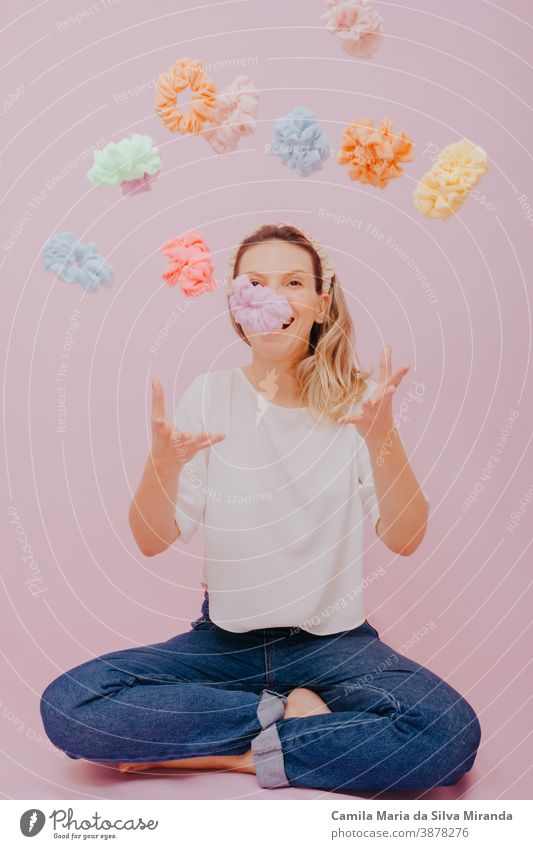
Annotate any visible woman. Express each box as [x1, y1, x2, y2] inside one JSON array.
[[40, 223, 481, 792]]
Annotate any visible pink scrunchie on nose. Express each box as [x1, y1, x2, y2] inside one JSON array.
[[229, 274, 293, 333], [160, 230, 216, 297]]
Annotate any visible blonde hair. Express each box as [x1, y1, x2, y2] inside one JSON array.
[[227, 223, 373, 421]]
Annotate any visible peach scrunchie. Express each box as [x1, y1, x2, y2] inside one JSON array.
[[322, 0, 384, 59], [160, 231, 216, 297], [204, 76, 260, 154], [337, 115, 413, 188], [156, 58, 217, 135]]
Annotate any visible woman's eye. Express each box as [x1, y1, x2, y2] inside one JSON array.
[[287, 279, 302, 287], [250, 279, 262, 286]]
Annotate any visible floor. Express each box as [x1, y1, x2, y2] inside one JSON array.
[[3, 735, 505, 801]]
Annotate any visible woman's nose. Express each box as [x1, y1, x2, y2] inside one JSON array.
[[270, 283, 287, 298]]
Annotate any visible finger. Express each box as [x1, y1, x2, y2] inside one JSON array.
[[170, 430, 191, 444], [174, 431, 213, 446], [152, 379, 166, 421], [191, 432, 226, 446], [379, 347, 386, 384], [172, 430, 207, 443], [338, 412, 364, 425], [387, 365, 410, 389], [195, 436, 225, 450], [171, 431, 225, 447], [379, 344, 392, 384], [152, 416, 171, 435]]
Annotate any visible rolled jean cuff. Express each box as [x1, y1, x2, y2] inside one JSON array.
[[252, 689, 289, 789]]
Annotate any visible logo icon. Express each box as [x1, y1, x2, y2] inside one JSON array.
[[20, 809, 46, 837], [256, 368, 279, 425]]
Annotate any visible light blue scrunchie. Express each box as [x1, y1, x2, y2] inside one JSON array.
[[42, 232, 114, 293], [270, 106, 331, 177]]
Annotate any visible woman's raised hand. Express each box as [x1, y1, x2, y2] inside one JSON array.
[[338, 345, 409, 441], [151, 379, 225, 470]]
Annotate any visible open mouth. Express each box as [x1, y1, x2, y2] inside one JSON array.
[[281, 316, 295, 331]]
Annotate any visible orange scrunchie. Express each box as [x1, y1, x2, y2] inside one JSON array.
[[338, 116, 413, 189], [156, 57, 217, 135]]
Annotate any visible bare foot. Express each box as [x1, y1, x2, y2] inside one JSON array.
[[117, 687, 330, 774], [117, 750, 255, 775], [284, 687, 332, 719]]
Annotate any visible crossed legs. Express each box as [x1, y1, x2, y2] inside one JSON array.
[[117, 687, 331, 774], [40, 623, 481, 790]]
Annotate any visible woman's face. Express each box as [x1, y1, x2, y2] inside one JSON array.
[[236, 239, 329, 361]]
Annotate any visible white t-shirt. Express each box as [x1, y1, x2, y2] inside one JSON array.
[[174, 366, 429, 635]]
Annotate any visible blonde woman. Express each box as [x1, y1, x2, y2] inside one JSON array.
[[40, 223, 481, 792]]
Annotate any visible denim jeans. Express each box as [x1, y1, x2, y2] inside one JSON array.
[[40, 593, 481, 792]]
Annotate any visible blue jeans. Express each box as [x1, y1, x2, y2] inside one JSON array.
[[40, 593, 481, 791]]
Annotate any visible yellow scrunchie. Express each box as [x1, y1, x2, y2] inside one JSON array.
[[156, 57, 217, 135], [414, 139, 488, 220]]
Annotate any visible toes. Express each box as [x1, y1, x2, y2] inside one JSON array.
[[117, 762, 153, 773]]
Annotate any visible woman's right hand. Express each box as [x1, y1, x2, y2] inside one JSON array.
[[151, 378, 225, 471]]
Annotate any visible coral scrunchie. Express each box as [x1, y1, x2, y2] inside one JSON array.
[[160, 230, 216, 296], [156, 58, 217, 135], [413, 139, 489, 220], [204, 76, 260, 154], [228, 275, 293, 333], [338, 115, 413, 188]]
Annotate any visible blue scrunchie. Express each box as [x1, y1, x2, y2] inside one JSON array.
[[270, 106, 330, 177], [42, 232, 114, 293]]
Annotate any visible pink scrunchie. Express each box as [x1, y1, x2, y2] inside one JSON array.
[[322, 0, 384, 59], [160, 230, 216, 297], [204, 76, 260, 154], [228, 274, 293, 333], [121, 171, 159, 196]]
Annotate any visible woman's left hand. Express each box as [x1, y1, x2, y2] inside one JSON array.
[[338, 345, 410, 441]]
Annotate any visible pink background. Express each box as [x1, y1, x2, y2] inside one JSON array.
[[1, 0, 532, 800]]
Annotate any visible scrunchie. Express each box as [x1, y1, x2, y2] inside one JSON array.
[[42, 232, 114, 293], [228, 275, 293, 333], [270, 106, 330, 177], [337, 115, 413, 188], [322, 0, 384, 58], [156, 57, 217, 135], [413, 139, 489, 220], [160, 230, 216, 296], [121, 172, 159, 196], [86, 134, 161, 194], [204, 75, 260, 154]]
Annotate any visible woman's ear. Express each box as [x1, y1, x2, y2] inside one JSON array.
[[316, 292, 330, 323]]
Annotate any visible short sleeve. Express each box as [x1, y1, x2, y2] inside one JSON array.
[[356, 431, 382, 531], [355, 380, 430, 532], [173, 373, 209, 544]]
